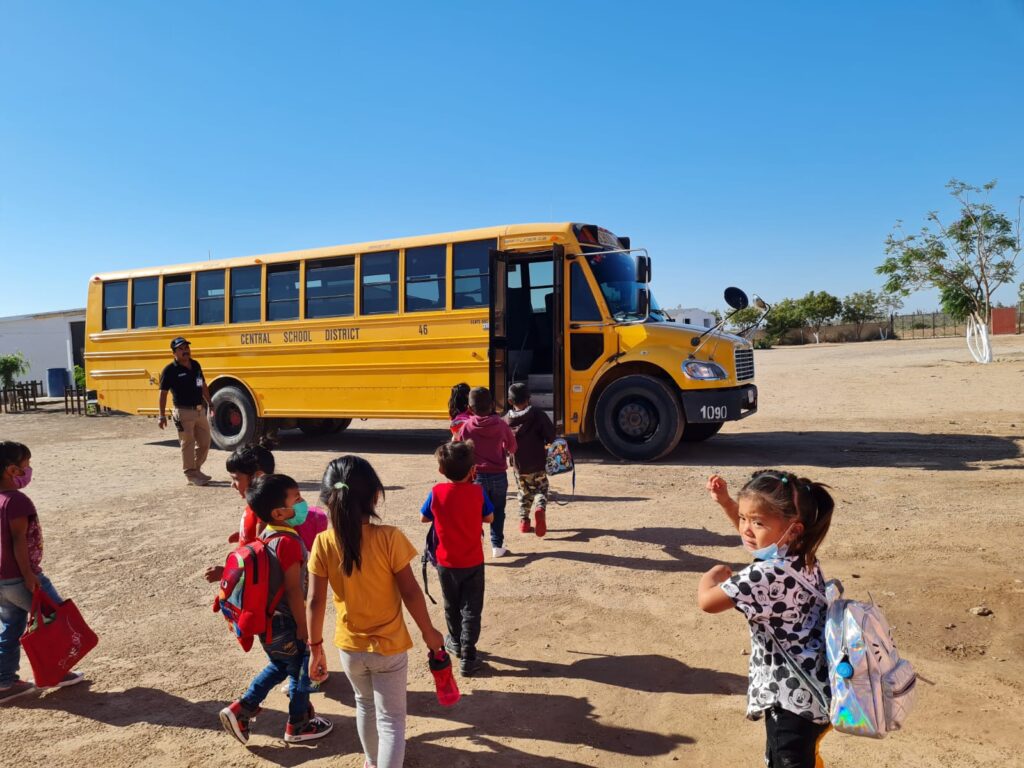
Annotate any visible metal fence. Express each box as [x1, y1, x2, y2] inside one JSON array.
[[891, 309, 1023, 339], [0, 380, 44, 414]]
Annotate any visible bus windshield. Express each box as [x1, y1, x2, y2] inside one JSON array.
[[585, 251, 656, 321]]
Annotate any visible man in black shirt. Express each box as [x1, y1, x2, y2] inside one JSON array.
[[159, 337, 214, 485]]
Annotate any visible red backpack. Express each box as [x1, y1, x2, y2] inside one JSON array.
[[212, 531, 298, 651]]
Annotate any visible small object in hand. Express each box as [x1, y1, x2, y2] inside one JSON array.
[[428, 649, 460, 707]]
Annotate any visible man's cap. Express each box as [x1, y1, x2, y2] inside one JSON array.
[[170, 337, 191, 350]]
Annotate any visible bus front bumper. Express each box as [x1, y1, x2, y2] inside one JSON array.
[[681, 384, 757, 424]]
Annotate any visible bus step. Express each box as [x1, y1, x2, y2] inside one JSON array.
[[528, 374, 553, 392], [531, 392, 554, 409]]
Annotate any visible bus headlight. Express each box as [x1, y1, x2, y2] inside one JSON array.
[[682, 360, 728, 380]]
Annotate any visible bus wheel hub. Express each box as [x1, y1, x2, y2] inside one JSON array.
[[618, 402, 653, 437]]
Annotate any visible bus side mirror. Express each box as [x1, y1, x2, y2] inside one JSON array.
[[639, 287, 650, 319], [637, 255, 651, 283]]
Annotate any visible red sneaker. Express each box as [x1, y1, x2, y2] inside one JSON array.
[[519, 519, 532, 534], [219, 700, 260, 744], [284, 711, 334, 743], [534, 508, 547, 537]]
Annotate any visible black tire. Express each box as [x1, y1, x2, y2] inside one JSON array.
[[331, 418, 353, 433], [299, 418, 335, 436], [211, 385, 258, 451], [594, 375, 684, 461], [681, 421, 724, 442]]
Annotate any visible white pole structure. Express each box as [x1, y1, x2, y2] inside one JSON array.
[[966, 313, 992, 364]]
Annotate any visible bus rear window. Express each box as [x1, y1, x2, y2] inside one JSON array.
[[231, 266, 262, 323], [196, 270, 225, 325], [453, 240, 493, 309], [267, 263, 299, 321], [405, 245, 446, 312], [132, 277, 158, 329], [361, 252, 399, 315], [103, 280, 128, 330], [163, 275, 192, 327], [306, 258, 355, 319]]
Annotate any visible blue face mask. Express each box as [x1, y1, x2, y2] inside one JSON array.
[[751, 522, 795, 561], [285, 500, 309, 527]]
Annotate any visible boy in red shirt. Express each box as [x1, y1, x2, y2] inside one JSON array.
[[420, 441, 494, 676]]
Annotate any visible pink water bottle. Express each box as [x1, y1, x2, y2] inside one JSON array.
[[428, 649, 460, 707]]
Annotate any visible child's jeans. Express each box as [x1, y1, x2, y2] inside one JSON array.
[[340, 650, 408, 768], [240, 614, 311, 725], [0, 572, 62, 687], [436, 564, 485, 659], [514, 470, 548, 520], [475, 471, 507, 548]]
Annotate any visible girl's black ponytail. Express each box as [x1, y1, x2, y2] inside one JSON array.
[[320, 455, 385, 576], [794, 477, 835, 569]]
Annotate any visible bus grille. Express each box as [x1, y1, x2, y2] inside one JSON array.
[[734, 347, 755, 381]]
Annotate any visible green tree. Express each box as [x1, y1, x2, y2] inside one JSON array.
[[841, 290, 882, 340], [0, 352, 30, 390], [726, 306, 762, 335], [798, 291, 842, 343], [763, 297, 805, 344], [877, 179, 1022, 363]]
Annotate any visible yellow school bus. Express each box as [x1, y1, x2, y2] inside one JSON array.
[[85, 223, 757, 460]]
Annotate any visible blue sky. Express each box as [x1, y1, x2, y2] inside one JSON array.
[[2, 1, 1023, 317]]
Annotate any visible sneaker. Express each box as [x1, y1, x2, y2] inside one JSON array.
[[460, 657, 483, 677], [186, 472, 209, 486], [519, 519, 532, 534], [0, 680, 36, 704], [284, 713, 334, 743], [491, 546, 508, 558], [444, 634, 462, 659], [47, 671, 85, 689], [219, 700, 259, 744], [534, 508, 547, 537]]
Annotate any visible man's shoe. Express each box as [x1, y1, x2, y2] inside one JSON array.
[[491, 546, 508, 558], [460, 657, 483, 677], [444, 634, 462, 659], [186, 472, 209, 486], [534, 508, 547, 537], [284, 713, 334, 743], [219, 700, 259, 744], [0, 680, 36, 704], [519, 519, 532, 534]]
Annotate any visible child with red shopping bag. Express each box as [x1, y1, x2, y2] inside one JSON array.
[[0, 441, 87, 704]]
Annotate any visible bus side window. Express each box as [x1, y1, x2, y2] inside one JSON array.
[[361, 251, 399, 315], [570, 263, 602, 321], [164, 275, 192, 327], [267, 262, 300, 321], [132, 277, 159, 329], [306, 258, 354, 318], [196, 270, 225, 325], [103, 280, 128, 330], [453, 240, 495, 309], [405, 245, 446, 312], [231, 266, 261, 323]]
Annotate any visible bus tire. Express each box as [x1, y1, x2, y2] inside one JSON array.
[[680, 421, 724, 442], [299, 418, 335, 436], [331, 418, 353, 433], [211, 386, 258, 451], [594, 375, 684, 461]]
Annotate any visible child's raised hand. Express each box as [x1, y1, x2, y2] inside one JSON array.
[[204, 565, 224, 584], [706, 474, 730, 504]]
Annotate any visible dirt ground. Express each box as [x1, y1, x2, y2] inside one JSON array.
[[1, 335, 1022, 767]]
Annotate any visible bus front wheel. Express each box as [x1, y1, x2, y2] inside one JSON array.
[[211, 386, 258, 451], [594, 375, 684, 461]]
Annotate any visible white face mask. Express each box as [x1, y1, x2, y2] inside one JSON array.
[[751, 522, 796, 561]]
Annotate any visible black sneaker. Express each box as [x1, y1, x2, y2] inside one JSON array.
[[460, 656, 483, 677], [444, 635, 462, 659], [284, 714, 334, 743]]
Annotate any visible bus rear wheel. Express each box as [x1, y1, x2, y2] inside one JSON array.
[[681, 421, 724, 442], [299, 418, 335, 436], [331, 418, 353, 433], [594, 375, 684, 461], [211, 386, 258, 451]]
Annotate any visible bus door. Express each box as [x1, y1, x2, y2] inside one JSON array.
[[488, 249, 510, 412]]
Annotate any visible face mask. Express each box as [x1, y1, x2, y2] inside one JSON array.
[[285, 500, 309, 527], [751, 522, 795, 561], [13, 466, 32, 489]]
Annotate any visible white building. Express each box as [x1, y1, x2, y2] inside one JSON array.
[[0, 309, 86, 395], [664, 306, 717, 329]]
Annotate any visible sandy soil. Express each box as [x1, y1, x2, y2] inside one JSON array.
[[1, 335, 1022, 768]]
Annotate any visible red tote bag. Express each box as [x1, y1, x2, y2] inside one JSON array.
[[20, 588, 98, 687]]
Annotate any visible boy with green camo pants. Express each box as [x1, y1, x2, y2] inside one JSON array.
[[503, 383, 555, 538]]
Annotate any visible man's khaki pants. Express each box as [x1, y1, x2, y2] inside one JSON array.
[[173, 405, 211, 476]]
